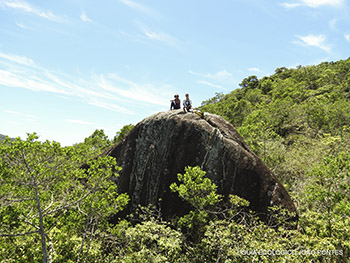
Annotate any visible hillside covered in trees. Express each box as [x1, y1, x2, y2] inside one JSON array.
[[201, 58, 350, 192], [1, 59, 349, 262]]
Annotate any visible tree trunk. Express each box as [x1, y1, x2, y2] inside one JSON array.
[[35, 184, 49, 263]]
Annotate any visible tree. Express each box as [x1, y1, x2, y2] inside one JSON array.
[[0, 133, 128, 263], [200, 92, 224, 106], [113, 124, 134, 144], [170, 166, 222, 241], [108, 220, 184, 262], [84, 129, 111, 152], [239, 75, 259, 89], [73, 129, 112, 162], [304, 152, 350, 238]]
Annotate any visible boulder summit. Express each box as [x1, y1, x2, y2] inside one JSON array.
[[104, 110, 296, 219]]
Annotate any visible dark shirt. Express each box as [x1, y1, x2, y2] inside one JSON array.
[[171, 99, 181, 110]]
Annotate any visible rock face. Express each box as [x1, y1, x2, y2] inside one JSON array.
[[104, 110, 296, 219]]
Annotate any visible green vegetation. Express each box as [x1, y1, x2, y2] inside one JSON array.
[[201, 59, 350, 192], [0, 133, 129, 262], [199, 58, 350, 262], [73, 124, 134, 157], [1, 59, 350, 262], [0, 134, 15, 142]]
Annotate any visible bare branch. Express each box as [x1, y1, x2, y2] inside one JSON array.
[[42, 192, 54, 214], [21, 149, 33, 175], [43, 191, 93, 217], [0, 196, 35, 206], [0, 231, 39, 237], [77, 202, 88, 216], [43, 172, 108, 216], [23, 218, 39, 230]]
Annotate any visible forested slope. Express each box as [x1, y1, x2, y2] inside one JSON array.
[[201, 59, 350, 135], [201, 58, 350, 191]]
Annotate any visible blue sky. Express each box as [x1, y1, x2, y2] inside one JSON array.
[[1, 0, 349, 146]]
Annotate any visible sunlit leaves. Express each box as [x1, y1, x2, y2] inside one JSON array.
[[170, 166, 222, 210], [0, 133, 128, 262]]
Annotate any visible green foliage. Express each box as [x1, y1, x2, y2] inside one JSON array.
[[239, 75, 259, 89], [201, 92, 224, 106], [200, 58, 350, 185], [170, 166, 222, 210], [170, 166, 222, 240], [84, 129, 111, 151], [201, 58, 350, 139], [0, 133, 129, 263], [168, 166, 349, 262], [303, 153, 350, 240], [238, 118, 280, 161], [107, 220, 184, 263], [73, 125, 134, 160], [72, 129, 112, 160], [0, 134, 15, 142], [198, 58, 350, 262], [113, 124, 134, 144], [197, 218, 345, 263]]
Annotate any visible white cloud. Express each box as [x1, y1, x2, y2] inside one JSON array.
[[88, 100, 134, 115], [43, 71, 113, 99], [7, 121, 21, 125], [329, 18, 337, 30], [248, 67, 261, 72], [138, 26, 183, 49], [197, 80, 223, 89], [99, 74, 170, 107], [25, 117, 37, 122], [281, 0, 344, 8], [16, 21, 30, 29], [1, 0, 65, 23], [0, 52, 36, 67], [280, 3, 302, 8], [66, 119, 95, 125], [0, 55, 88, 97], [120, 21, 183, 49], [189, 69, 233, 82], [0, 69, 70, 94], [189, 69, 234, 91], [80, 11, 93, 23], [0, 51, 172, 115], [5, 110, 21, 115], [5, 110, 39, 122], [345, 34, 350, 43], [302, 0, 343, 7], [213, 70, 233, 79], [293, 34, 331, 52], [120, 0, 154, 16], [26, 114, 39, 119]]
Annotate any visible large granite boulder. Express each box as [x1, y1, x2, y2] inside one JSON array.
[[103, 110, 296, 219]]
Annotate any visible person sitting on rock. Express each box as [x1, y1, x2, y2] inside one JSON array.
[[183, 93, 192, 112], [170, 94, 181, 110]]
